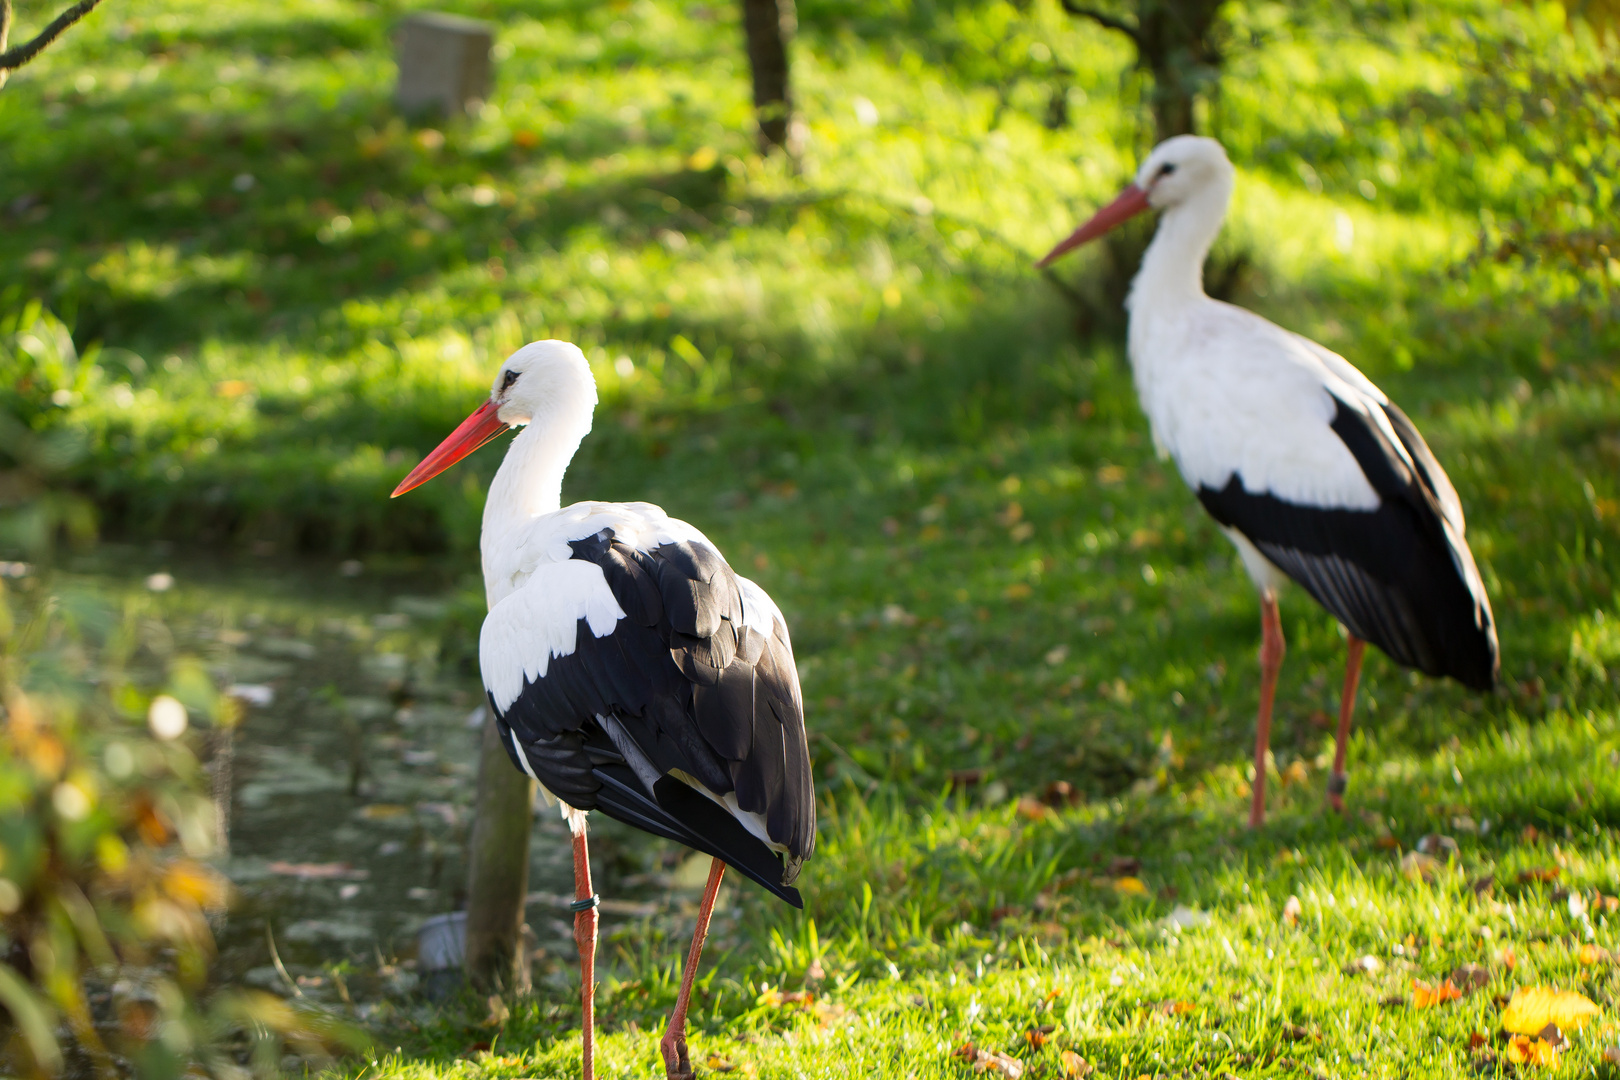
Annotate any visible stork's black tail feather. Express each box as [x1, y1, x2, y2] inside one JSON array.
[[588, 763, 804, 908]]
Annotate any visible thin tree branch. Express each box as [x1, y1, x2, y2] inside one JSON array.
[[0, 1, 13, 88], [0, 0, 106, 80], [1056, 0, 1142, 46]]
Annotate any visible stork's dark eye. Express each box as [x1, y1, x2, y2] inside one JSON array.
[[501, 369, 520, 391], [1158, 162, 1177, 177]]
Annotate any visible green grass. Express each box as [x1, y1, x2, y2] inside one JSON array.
[[4, 0, 1620, 1074]]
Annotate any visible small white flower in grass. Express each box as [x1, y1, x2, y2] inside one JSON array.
[[148, 695, 189, 740], [145, 572, 174, 592]]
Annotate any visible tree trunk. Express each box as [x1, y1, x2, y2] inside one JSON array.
[[463, 713, 535, 995], [740, 0, 794, 152], [1135, 0, 1225, 141]]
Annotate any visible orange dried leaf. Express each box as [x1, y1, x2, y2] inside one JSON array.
[[1500, 986, 1601, 1035], [1024, 1025, 1055, 1049], [1578, 944, 1608, 966], [1506, 1034, 1560, 1067], [1518, 866, 1560, 884], [1413, 979, 1463, 1007]]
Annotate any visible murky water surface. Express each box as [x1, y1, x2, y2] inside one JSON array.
[[68, 550, 726, 1018]]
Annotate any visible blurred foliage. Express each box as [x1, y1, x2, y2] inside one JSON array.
[[0, 570, 367, 1076], [0, 302, 100, 560]]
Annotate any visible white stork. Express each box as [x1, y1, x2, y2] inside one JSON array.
[[1037, 136, 1498, 826], [392, 341, 815, 1080]]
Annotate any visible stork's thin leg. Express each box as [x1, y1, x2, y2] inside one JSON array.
[[660, 858, 726, 1080], [571, 825, 599, 1080], [1249, 591, 1286, 829], [1328, 634, 1366, 813]]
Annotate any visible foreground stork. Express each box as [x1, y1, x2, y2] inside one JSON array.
[[393, 341, 814, 1080], [1038, 137, 1498, 826]]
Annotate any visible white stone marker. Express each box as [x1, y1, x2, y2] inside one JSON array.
[[395, 12, 494, 117]]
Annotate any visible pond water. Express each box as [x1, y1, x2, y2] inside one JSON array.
[[64, 548, 740, 1019]]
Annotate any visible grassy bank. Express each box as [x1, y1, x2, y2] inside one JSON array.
[[3, 0, 1620, 1075]]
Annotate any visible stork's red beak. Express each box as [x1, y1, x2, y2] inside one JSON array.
[[391, 399, 508, 497], [1035, 183, 1152, 269]]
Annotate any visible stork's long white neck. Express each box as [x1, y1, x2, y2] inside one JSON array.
[[1125, 174, 1233, 318], [480, 407, 592, 605]]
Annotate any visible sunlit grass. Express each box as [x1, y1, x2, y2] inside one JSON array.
[[3, 0, 1620, 1074]]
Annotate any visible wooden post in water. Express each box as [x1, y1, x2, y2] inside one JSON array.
[[463, 708, 535, 994]]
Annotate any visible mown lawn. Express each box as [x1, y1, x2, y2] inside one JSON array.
[[3, 0, 1620, 1074]]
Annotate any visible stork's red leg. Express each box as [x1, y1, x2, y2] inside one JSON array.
[[571, 825, 600, 1080], [661, 858, 726, 1080], [1249, 591, 1285, 828], [1329, 634, 1366, 813]]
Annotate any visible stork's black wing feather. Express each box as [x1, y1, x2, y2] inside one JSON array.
[[1197, 395, 1498, 690], [487, 526, 814, 903]]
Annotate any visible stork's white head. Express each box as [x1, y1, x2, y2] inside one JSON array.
[[391, 339, 598, 498], [1036, 135, 1235, 269], [1133, 135, 1233, 211], [491, 339, 599, 428]]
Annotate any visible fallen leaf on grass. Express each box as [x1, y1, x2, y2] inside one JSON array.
[[1500, 986, 1601, 1035], [705, 1055, 735, 1072], [1112, 876, 1149, 897], [1500, 947, 1518, 970], [1155, 1000, 1196, 1015], [1058, 1050, 1092, 1078], [1400, 851, 1439, 882], [1450, 964, 1490, 993], [1506, 1034, 1560, 1067], [1016, 797, 1053, 821], [1518, 866, 1560, 884], [1603, 1045, 1620, 1064], [1024, 1025, 1056, 1049], [1416, 833, 1458, 858], [1468, 1032, 1487, 1050], [952, 1043, 1024, 1078], [1413, 979, 1463, 1007], [1579, 944, 1610, 965], [1282, 895, 1302, 927]]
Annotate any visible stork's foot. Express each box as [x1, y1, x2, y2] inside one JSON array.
[[1327, 771, 1348, 814], [660, 1031, 694, 1080]]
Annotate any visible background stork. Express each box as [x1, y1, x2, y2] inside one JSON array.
[[393, 341, 815, 1080], [1037, 136, 1498, 827]]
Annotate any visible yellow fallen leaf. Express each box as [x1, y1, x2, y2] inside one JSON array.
[[1112, 877, 1149, 897], [1506, 1034, 1560, 1067], [1500, 986, 1601, 1035], [705, 1055, 735, 1072], [1579, 944, 1609, 966], [1059, 1050, 1092, 1077]]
